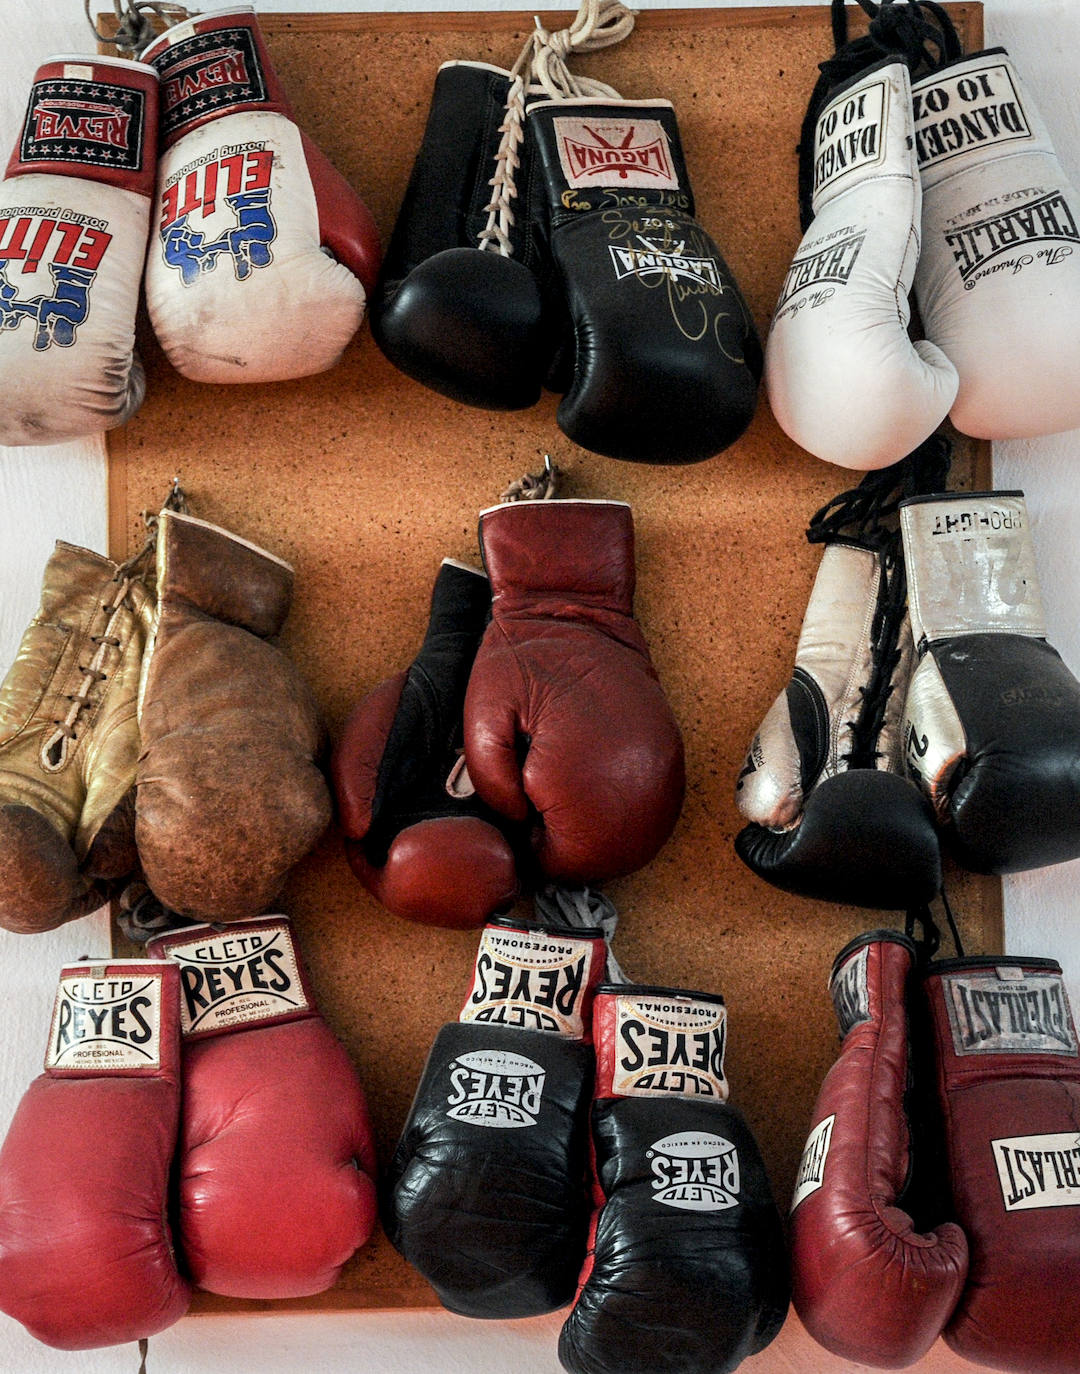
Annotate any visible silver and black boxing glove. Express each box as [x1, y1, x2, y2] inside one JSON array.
[[385, 917, 607, 1317], [526, 97, 761, 464], [559, 985, 788, 1374], [735, 445, 946, 908], [371, 61, 551, 410], [901, 490, 1080, 872]]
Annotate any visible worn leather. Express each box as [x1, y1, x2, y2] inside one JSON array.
[[0, 542, 154, 932], [136, 509, 331, 919], [464, 500, 685, 883], [332, 560, 518, 928], [790, 934, 968, 1366], [924, 956, 1080, 1373]]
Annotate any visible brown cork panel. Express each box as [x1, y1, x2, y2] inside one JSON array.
[[107, 4, 996, 1341]]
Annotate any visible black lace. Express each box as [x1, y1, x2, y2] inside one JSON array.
[[906, 887, 965, 968], [798, 0, 964, 228], [808, 435, 952, 769]]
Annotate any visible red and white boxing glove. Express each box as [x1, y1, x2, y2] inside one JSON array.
[[143, 5, 380, 382], [464, 500, 685, 883], [148, 916, 377, 1298], [0, 55, 157, 444], [790, 932, 968, 1367], [0, 961, 190, 1349]]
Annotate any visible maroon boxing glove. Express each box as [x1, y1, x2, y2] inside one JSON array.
[[148, 916, 377, 1298], [0, 961, 190, 1349], [924, 954, 1080, 1373], [790, 932, 968, 1366], [464, 500, 685, 882], [331, 558, 518, 927]]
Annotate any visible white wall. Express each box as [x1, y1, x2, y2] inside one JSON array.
[[1, 1, 1078, 1371]]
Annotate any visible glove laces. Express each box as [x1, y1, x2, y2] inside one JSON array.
[[797, 1, 964, 228], [476, 0, 635, 257], [84, 0, 191, 57], [807, 437, 952, 771]]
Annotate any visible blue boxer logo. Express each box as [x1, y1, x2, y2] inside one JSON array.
[[0, 263, 94, 350], [161, 187, 276, 286]]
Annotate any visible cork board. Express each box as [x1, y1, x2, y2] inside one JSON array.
[[107, 3, 997, 1347]]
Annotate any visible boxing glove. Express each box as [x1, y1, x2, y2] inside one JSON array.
[[386, 916, 606, 1317], [331, 558, 518, 928], [923, 954, 1080, 1372], [559, 985, 789, 1374], [913, 51, 1080, 439], [0, 54, 157, 444], [372, 61, 551, 410], [143, 5, 380, 383], [527, 96, 761, 464], [135, 506, 331, 919], [0, 960, 190, 1348], [148, 916, 376, 1298], [735, 458, 942, 909], [901, 491, 1080, 873], [764, 59, 958, 469], [0, 540, 154, 933], [790, 932, 968, 1367], [464, 499, 685, 883]]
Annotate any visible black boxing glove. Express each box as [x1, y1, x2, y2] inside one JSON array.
[[385, 917, 607, 1317], [526, 97, 761, 464], [559, 985, 788, 1374]]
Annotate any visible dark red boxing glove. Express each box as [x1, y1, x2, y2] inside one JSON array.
[[923, 954, 1080, 1373], [331, 558, 518, 927], [790, 932, 968, 1367], [464, 500, 685, 883]]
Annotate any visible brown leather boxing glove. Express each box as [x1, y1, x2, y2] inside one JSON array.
[[463, 499, 685, 882], [135, 508, 330, 919]]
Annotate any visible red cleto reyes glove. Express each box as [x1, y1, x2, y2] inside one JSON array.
[[0, 960, 190, 1349], [148, 916, 377, 1298], [464, 499, 685, 884]]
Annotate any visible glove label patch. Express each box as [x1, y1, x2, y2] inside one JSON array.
[[47, 972, 163, 1071], [913, 62, 1031, 170], [993, 1132, 1080, 1211], [158, 143, 278, 287], [162, 922, 310, 1037], [0, 211, 113, 350], [902, 495, 1046, 641], [942, 970, 1078, 1057], [461, 925, 603, 1039], [774, 228, 865, 313], [551, 116, 679, 192], [830, 945, 872, 1038], [154, 25, 268, 138], [648, 1131, 740, 1210], [791, 1114, 835, 1212], [813, 75, 887, 201], [611, 993, 728, 1099], [445, 1048, 545, 1128], [942, 191, 1079, 289], [19, 78, 147, 171]]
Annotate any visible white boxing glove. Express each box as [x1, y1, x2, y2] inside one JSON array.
[[143, 5, 381, 384], [765, 60, 958, 469], [913, 50, 1080, 439], [0, 55, 157, 445]]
